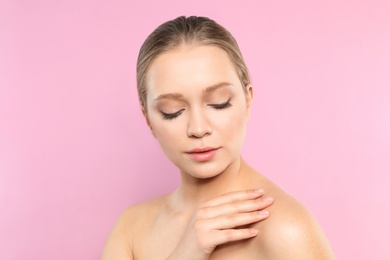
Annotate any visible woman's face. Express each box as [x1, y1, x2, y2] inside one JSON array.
[[145, 45, 253, 179]]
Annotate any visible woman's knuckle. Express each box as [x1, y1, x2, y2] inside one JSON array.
[[256, 199, 264, 207], [226, 214, 237, 223], [227, 191, 237, 201], [224, 230, 235, 240], [193, 219, 205, 231], [197, 207, 210, 218], [229, 201, 240, 210]]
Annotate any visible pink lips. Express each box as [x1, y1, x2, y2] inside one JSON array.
[[186, 147, 219, 162]]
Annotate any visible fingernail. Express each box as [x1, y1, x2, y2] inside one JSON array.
[[262, 196, 273, 202], [254, 189, 264, 194], [259, 210, 269, 216], [250, 228, 259, 235]]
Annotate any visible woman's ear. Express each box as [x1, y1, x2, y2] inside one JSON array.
[[245, 84, 254, 118], [141, 106, 156, 138]]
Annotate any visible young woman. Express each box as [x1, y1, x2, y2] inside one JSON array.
[[102, 16, 335, 259]]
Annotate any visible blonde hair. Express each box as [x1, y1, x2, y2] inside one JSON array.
[[136, 16, 251, 111]]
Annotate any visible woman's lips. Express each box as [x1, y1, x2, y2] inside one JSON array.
[[186, 147, 219, 162]]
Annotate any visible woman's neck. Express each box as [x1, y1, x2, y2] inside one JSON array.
[[174, 156, 250, 209]]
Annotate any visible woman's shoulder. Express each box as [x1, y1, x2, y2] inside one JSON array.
[[256, 179, 335, 259], [101, 194, 170, 259], [119, 193, 170, 225]]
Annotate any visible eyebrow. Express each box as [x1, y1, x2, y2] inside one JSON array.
[[154, 93, 184, 101], [204, 82, 233, 93], [154, 82, 232, 101]]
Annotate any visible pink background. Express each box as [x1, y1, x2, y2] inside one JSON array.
[[1, 0, 389, 259]]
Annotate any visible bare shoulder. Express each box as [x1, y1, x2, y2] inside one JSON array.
[[101, 195, 169, 260], [257, 183, 335, 260]]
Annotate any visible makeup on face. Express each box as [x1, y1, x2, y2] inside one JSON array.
[[185, 147, 220, 162], [142, 45, 251, 179], [152, 82, 236, 120]]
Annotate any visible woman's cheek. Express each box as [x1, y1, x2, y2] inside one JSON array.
[[154, 122, 184, 151], [221, 108, 246, 131], [155, 123, 176, 140]]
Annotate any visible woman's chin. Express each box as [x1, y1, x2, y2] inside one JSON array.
[[178, 161, 232, 180]]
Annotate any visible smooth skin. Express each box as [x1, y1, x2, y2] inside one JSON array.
[[101, 45, 335, 259]]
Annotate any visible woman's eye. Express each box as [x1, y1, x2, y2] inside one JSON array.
[[161, 109, 184, 120], [210, 100, 232, 110]]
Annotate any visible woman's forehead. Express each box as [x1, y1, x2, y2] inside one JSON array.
[[147, 45, 240, 96]]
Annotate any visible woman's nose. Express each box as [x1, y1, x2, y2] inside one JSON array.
[[186, 109, 212, 138]]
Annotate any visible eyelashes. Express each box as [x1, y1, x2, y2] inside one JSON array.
[[161, 100, 232, 120], [161, 109, 184, 120], [210, 99, 232, 110]]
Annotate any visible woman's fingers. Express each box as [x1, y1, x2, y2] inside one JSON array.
[[167, 189, 273, 259], [197, 196, 273, 219], [201, 189, 265, 207], [191, 210, 270, 251], [210, 228, 260, 245], [214, 210, 269, 229], [196, 210, 269, 231], [190, 189, 273, 250]]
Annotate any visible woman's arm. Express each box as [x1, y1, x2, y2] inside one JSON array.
[[101, 210, 134, 260]]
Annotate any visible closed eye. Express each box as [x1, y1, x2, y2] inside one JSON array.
[[161, 109, 184, 120], [209, 99, 232, 110]]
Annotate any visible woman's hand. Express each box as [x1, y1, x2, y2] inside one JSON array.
[[167, 189, 273, 260]]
